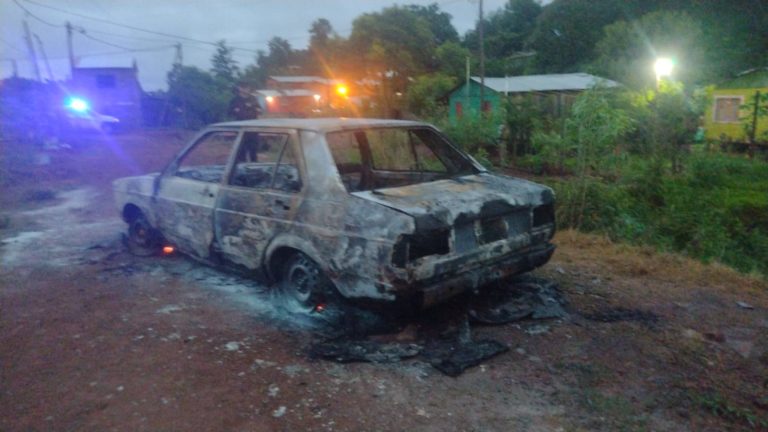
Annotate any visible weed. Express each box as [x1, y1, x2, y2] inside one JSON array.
[[691, 391, 768, 429]]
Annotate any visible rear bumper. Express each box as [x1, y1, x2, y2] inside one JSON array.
[[407, 242, 556, 307]]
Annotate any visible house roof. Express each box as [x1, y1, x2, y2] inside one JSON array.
[[269, 75, 326, 83], [471, 73, 620, 93], [268, 75, 344, 85], [718, 68, 768, 89], [252, 89, 317, 98]]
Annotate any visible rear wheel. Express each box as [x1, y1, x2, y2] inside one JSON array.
[[278, 252, 333, 312]]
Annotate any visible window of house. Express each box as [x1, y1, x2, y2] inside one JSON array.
[[96, 74, 116, 88], [714, 97, 742, 123], [176, 131, 239, 183]]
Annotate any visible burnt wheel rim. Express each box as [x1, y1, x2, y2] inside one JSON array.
[[129, 219, 153, 248], [285, 255, 321, 305]]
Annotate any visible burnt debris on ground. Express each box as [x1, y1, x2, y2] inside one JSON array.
[[583, 307, 659, 327], [86, 239, 569, 377], [308, 276, 568, 377]]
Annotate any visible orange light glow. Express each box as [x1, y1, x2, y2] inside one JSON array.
[[315, 303, 326, 313], [336, 85, 348, 96], [265, 95, 275, 103], [162, 246, 175, 255]]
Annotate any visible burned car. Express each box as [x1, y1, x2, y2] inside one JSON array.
[[113, 118, 555, 309]]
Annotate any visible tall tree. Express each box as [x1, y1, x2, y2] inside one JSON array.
[[591, 11, 706, 88], [463, 0, 542, 75], [526, 0, 625, 73], [348, 6, 439, 80], [210, 40, 240, 86], [405, 3, 459, 45]]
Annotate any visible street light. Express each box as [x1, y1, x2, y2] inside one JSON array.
[[654, 57, 674, 87]]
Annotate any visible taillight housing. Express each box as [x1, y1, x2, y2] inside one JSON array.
[[533, 203, 554, 227], [392, 229, 450, 267]]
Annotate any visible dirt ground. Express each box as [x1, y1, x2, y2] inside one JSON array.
[[1, 130, 767, 432]]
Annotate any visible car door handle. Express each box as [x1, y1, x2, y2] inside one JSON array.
[[200, 187, 215, 198], [274, 199, 290, 211]]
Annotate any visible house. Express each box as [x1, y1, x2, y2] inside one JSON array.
[[704, 68, 768, 143], [69, 61, 143, 128], [447, 73, 621, 122]]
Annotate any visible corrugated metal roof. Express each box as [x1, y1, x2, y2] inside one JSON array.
[[252, 89, 317, 97], [269, 75, 326, 83], [472, 73, 620, 93]]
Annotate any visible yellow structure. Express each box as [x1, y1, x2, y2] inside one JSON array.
[[704, 69, 768, 143]]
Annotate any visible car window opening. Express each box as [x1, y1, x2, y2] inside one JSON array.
[[327, 127, 476, 192]]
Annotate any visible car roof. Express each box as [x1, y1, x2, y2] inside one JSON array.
[[211, 117, 430, 133]]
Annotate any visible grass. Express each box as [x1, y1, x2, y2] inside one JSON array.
[[533, 151, 768, 278], [691, 391, 768, 429]]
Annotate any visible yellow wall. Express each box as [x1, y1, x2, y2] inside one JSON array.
[[705, 87, 768, 142]]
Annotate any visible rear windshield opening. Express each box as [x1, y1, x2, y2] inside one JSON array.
[[327, 127, 477, 192]]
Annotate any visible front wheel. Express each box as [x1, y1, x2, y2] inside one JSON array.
[[277, 252, 334, 312], [127, 215, 160, 256]]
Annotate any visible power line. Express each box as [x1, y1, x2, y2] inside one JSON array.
[[76, 28, 134, 51], [12, 0, 62, 27], [20, 0, 261, 53], [0, 36, 27, 55]]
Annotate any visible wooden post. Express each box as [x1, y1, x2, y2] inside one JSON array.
[[749, 90, 760, 143]]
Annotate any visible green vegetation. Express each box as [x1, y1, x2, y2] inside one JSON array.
[[542, 153, 768, 276], [692, 391, 768, 429]]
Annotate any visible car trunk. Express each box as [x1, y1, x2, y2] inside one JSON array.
[[351, 173, 555, 270]]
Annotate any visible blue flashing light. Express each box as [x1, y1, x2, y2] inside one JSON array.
[[66, 97, 89, 112]]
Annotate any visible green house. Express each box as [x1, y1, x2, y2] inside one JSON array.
[[704, 68, 768, 143], [447, 73, 621, 123]]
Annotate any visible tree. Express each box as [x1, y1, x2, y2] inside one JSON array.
[[210, 40, 240, 87], [435, 42, 471, 79], [591, 11, 706, 89], [526, 0, 625, 73], [309, 18, 333, 49], [348, 6, 439, 80], [167, 65, 230, 128], [405, 3, 459, 45], [405, 73, 456, 118], [464, 0, 542, 65]]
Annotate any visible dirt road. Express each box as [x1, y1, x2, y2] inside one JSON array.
[[1, 131, 766, 431]]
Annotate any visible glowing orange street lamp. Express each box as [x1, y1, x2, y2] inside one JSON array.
[[336, 85, 348, 97], [265, 95, 275, 104]]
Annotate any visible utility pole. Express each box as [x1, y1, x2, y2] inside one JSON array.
[[66, 22, 75, 77], [160, 43, 183, 126], [174, 43, 183, 66], [478, 0, 485, 113], [33, 34, 54, 82], [465, 56, 470, 111], [22, 20, 42, 81]]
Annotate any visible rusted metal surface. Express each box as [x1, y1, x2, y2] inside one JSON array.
[[113, 118, 556, 306]]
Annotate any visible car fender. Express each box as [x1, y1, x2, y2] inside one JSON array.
[[263, 233, 326, 281]]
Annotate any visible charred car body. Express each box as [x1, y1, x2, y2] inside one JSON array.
[[113, 118, 555, 308]]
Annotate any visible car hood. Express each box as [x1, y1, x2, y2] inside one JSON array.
[[351, 173, 553, 231]]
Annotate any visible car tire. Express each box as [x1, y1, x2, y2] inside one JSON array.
[[127, 214, 160, 257], [278, 252, 333, 312]]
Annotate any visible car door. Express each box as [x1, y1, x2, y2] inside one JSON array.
[[155, 129, 241, 258], [214, 129, 305, 270]]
